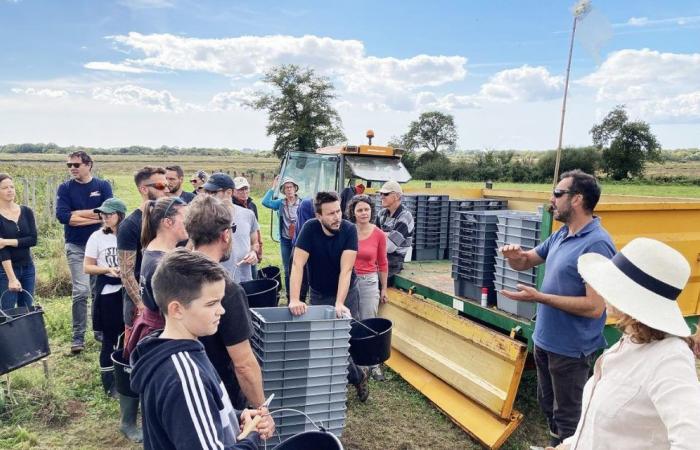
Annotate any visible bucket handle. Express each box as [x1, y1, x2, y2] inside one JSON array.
[[0, 289, 35, 319], [349, 317, 380, 336]]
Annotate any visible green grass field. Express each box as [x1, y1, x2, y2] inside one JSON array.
[[2, 153, 697, 449]]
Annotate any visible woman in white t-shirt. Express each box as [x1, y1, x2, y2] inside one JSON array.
[[83, 198, 127, 397]]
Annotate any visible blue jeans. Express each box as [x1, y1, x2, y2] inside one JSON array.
[[0, 262, 36, 310], [66, 243, 91, 345], [280, 237, 293, 295]]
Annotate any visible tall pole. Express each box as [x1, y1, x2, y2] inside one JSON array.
[[553, 16, 578, 187]]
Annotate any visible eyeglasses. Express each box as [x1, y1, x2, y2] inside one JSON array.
[[66, 162, 83, 168], [204, 189, 223, 195], [144, 182, 168, 191], [163, 197, 186, 218], [552, 189, 577, 198], [380, 192, 393, 197], [98, 212, 116, 217]]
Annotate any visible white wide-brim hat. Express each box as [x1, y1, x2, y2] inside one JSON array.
[[577, 237, 691, 337]]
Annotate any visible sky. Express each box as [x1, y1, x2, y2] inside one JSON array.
[[1, 0, 699, 151]]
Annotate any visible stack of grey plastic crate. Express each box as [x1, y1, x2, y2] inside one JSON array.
[[451, 210, 502, 302], [447, 199, 508, 258], [493, 211, 542, 319], [250, 306, 350, 443], [373, 193, 448, 260], [411, 195, 449, 260]]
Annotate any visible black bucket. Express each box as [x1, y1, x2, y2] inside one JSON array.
[[257, 266, 282, 294], [275, 431, 343, 450], [111, 350, 138, 398], [241, 279, 279, 308], [0, 292, 51, 376], [349, 318, 392, 366]]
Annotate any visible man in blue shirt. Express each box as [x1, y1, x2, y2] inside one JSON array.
[[499, 170, 615, 446], [56, 151, 113, 353]]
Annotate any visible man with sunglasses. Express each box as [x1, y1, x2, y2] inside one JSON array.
[[203, 173, 260, 283], [498, 169, 615, 447], [56, 150, 113, 354], [376, 180, 414, 278]]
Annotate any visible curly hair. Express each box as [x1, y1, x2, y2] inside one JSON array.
[[346, 194, 376, 223], [616, 313, 693, 349]]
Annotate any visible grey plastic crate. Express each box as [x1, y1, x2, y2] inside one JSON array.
[[496, 223, 539, 239], [262, 364, 348, 381], [257, 355, 349, 372], [276, 426, 345, 444], [251, 334, 350, 352], [496, 292, 537, 319], [494, 262, 536, 283], [251, 306, 351, 334], [497, 213, 541, 229], [275, 406, 346, 426], [264, 380, 348, 399], [453, 278, 495, 303], [412, 246, 442, 261], [269, 391, 347, 409], [252, 341, 350, 362], [256, 328, 350, 343], [263, 373, 348, 390], [495, 232, 539, 248]]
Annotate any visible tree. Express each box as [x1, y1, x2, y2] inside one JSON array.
[[405, 111, 458, 154], [248, 64, 346, 158], [387, 134, 417, 173], [590, 106, 662, 180]]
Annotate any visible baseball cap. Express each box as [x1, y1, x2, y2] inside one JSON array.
[[233, 176, 250, 189], [378, 180, 402, 194], [191, 170, 208, 182], [94, 197, 127, 215], [203, 173, 235, 191]]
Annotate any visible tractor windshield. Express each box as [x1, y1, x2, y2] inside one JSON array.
[[277, 151, 339, 200], [345, 155, 412, 183]]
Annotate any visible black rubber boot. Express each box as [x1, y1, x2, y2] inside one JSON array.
[[118, 394, 143, 443], [100, 369, 116, 397]]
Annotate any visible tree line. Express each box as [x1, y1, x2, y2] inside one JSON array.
[[0, 143, 270, 157]]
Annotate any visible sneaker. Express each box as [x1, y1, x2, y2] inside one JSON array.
[[70, 343, 85, 354], [370, 366, 385, 381], [355, 369, 369, 402]]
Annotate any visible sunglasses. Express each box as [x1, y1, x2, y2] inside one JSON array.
[[552, 189, 577, 198], [163, 197, 186, 218], [98, 211, 116, 217], [144, 182, 168, 191], [380, 192, 394, 197], [66, 162, 83, 168], [231, 223, 237, 234]]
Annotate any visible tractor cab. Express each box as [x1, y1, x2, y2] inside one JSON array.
[[270, 132, 412, 240]]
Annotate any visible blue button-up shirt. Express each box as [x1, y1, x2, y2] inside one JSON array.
[[533, 217, 616, 357]]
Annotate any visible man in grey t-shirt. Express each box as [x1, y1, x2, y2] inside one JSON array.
[[203, 173, 260, 283]]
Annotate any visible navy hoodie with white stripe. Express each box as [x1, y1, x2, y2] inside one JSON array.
[[130, 335, 260, 450]]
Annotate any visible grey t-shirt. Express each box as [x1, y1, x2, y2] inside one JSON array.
[[221, 204, 259, 283]]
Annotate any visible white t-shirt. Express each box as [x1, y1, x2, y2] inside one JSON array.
[[220, 204, 259, 283], [85, 229, 122, 295]]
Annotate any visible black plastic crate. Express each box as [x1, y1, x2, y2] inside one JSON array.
[[413, 246, 442, 261], [453, 278, 496, 303]]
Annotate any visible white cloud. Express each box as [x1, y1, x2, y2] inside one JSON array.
[[209, 87, 258, 111], [638, 91, 700, 123], [92, 85, 186, 112], [94, 32, 468, 111], [11, 87, 69, 98], [617, 15, 700, 28], [84, 61, 154, 74], [118, 0, 173, 9], [579, 49, 700, 102], [415, 92, 480, 110], [478, 65, 563, 102]]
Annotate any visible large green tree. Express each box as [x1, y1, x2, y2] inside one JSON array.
[[590, 106, 661, 180], [249, 64, 346, 158], [405, 111, 458, 154]]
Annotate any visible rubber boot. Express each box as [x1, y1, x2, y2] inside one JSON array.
[[100, 369, 116, 397], [118, 394, 143, 443]]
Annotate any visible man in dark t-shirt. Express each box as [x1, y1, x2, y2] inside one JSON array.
[[55, 151, 113, 353], [117, 167, 168, 329], [184, 195, 273, 436], [289, 191, 369, 402]]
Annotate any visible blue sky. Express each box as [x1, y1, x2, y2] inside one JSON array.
[[1, 0, 699, 150]]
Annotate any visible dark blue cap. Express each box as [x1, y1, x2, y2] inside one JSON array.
[[202, 173, 235, 191]]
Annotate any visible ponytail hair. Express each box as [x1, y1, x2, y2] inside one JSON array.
[[141, 197, 186, 248]]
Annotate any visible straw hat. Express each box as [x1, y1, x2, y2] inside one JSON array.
[[577, 237, 691, 337]]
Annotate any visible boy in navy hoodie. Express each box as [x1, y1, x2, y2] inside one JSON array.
[[130, 248, 263, 450]]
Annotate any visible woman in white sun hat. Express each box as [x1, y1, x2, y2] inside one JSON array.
[[547, 237, 700, 450]]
